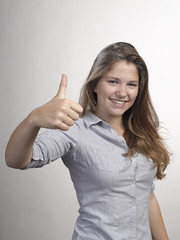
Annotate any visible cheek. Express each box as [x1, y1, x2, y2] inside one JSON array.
[[129, 91, 138, 105], [133, 89, 139, 99], [96, 87, 110, 99]]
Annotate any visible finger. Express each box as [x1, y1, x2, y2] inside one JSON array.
[[70, 102, 83, 114], [58, 122, 70, 131], [62, 116, 75, 126], [56, 116, 74, 130], [66, 109, 80, 121], [56, 74, 67, 99]]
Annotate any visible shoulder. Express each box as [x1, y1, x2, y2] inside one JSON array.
[[36, 111, 101, 143]]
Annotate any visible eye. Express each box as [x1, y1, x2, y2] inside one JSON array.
[[128, 83, 138, 87], [108, 80, 118, 85]]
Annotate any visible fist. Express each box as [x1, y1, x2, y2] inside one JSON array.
[[30, 74, 83, 131]]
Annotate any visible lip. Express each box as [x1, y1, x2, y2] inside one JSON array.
[[109, 98, 127, 107]]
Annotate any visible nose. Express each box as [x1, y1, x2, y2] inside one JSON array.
[[115, 85, 127, 98]]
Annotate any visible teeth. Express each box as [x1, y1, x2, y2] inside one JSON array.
[[111, 99, 125, 104]]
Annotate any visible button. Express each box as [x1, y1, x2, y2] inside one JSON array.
[[132, 223, 136, 228], [131, 157, 136, 162], [132, 202, 136, 206], [131, 180, 136, 184]]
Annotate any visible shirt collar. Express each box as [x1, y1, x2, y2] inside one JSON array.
[[82, 111, 103, 128]]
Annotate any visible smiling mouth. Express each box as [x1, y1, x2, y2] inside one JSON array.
[[110, 98, 126, 106]]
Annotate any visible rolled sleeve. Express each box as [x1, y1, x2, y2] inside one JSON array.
[[22, 123, 80, 169]]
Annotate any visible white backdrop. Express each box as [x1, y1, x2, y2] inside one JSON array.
[[0, 0, 180, 239]]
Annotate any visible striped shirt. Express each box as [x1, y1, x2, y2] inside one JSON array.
[[23, 111, 156, 240]]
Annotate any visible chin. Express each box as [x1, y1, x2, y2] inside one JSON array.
[[110, 111, 124, 117]]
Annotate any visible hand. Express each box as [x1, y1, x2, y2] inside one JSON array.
[[30, 74, 83, 131]]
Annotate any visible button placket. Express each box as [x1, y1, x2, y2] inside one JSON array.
[[129, 156, 137, 239]]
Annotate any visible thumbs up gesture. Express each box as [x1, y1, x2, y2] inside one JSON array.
[[30, 74, 83, 131]]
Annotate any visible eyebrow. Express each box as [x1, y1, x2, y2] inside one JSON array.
[[104, 76, 139, 82]]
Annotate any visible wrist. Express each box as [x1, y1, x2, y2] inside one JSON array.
[[27, 108, 41, 130]]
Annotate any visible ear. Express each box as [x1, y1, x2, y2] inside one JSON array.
[[94, 84, 98, 93], [93, 79, 99, 93]]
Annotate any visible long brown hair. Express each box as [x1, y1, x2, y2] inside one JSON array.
[[79, 42, 170, 179]]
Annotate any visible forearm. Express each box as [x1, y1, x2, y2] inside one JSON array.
[[5, 113, 40, 169], [5, 74, 83, 169], [149, 192, 169, 240]]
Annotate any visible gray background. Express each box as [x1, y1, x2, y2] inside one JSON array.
[[0, 0, 179, 239]]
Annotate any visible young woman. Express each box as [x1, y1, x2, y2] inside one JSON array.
[[5, 42, 170, 240]]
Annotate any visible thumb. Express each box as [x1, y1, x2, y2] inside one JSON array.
[[56, 74, 68, 98]]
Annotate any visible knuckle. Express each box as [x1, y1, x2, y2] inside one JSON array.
[[73, 113, 79, 120], [55, 120, 69, 131], [54, 119, 61, 129], [60, 105, 67, 112], [77, 106, 83, 113], [61, 124, 69, 131], [69, 120, 74, 126], [79, 106, 83, 112], [58, 111, 66, 119]]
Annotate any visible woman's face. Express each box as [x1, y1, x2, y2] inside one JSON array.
[[94, 61, 139, 124]]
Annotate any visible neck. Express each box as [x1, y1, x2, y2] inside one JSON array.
[[94, 112, 125, 136]]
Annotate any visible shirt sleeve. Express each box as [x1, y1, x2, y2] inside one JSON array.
[[21, 122, 81, 169], [150, 179, 155, 193]]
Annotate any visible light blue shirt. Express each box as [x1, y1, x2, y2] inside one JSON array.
[[23, 111, 157, 240]]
